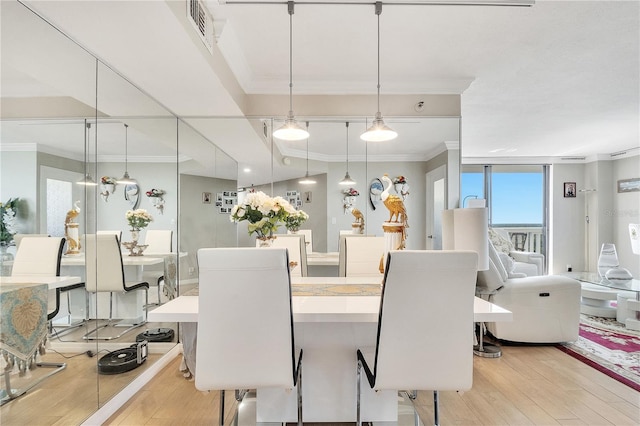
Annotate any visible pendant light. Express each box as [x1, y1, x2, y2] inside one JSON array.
[[361, 2, 397, 142], [299, 122, 316, 184], [273, 1, 309, 141], [77, 120, 97, 186], [339, 122, 356, 185], [117, 123, 134, 184]]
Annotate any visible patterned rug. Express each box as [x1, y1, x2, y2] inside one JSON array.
[[557, 315, 640, 391]]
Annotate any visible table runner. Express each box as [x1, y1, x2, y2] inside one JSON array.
[[1, 283, 48, 375]]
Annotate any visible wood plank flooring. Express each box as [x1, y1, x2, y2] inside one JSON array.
[[105, 345, 640, 426]]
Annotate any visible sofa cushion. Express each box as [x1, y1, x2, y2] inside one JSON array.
[[488, 241, 509, 282], [489, 228, 513, 255]]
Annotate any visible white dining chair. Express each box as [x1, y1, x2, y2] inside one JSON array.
[[142, 229, 173, 304], [288, 229, 313, 253], [271, 234, 308, 277], [12, 236, 85, 325], [196, 247, 303, 426], [96, 230, 122, 243], [13, 233, 49, 250], [339, 235, 384, 277], [356, 250, 478, 426], [83, 234, 149, 340]]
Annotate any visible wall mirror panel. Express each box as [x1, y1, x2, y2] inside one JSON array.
[[0, 1, 233, 422]]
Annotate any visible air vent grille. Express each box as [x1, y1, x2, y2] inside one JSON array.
[[187, 0, 214, 53], [560, 156, 586, 161]]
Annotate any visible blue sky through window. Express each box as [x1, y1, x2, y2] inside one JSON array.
[[462, 171, 543, 226]]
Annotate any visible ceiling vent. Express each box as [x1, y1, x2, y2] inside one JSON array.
[[187, 0, 214, 53], [560, 156, 586, 161]]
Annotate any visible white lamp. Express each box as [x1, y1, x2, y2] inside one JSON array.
[[298, 122, 316, 185], [76, 121, 98, 186], [441, 207, 489, 271], [116, 123, 135, 184], [339, 122, 356, 185]]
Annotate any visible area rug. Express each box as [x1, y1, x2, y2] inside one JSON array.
[[557, 315, 640, 391]]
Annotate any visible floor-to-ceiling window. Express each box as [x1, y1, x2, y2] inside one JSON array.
[[462, 164, 549, 270]]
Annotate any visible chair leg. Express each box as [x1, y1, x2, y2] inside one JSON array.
[[357, 359, 362, 426], [433, 390, 440, 426], [297, 356, 303, 426], [219, 389, 225, 426]]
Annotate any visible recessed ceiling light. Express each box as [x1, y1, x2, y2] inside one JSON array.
[[243, 167, 251, 173]]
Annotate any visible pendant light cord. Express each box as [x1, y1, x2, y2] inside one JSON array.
[[305, 121, 310, 173], [288, 3, 294, 114], [346, 121, 350, 172], [124, 123, 129, 171], [376, 8, 381, 113]]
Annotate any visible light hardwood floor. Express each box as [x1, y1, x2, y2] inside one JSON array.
[[105, 344, 640, 426]]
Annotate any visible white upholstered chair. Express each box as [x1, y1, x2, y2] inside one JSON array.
[[489, 228, 544, 276], [288, 229, 312, 253], [96, 230, 122, 242], [12, 236, 85, 324], [356, 250, 478, 425], [477, 241, 581, 343], [338, 235, 384, 277], [83, 234, 149, 340], [142, 229, 173, 304], [271, 234, 308, 277], [196, 247, 303, 426], [13, 233, 49, 250]]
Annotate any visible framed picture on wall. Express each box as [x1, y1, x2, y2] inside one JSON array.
[[564, 182, 576, 198], [203, 192, 212, 204], [617, 177, 640, 193]]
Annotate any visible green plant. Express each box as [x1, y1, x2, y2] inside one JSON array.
[[0, 198, 19, 245]]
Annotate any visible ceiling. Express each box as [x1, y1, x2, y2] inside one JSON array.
[[2, 0, 638, 185]]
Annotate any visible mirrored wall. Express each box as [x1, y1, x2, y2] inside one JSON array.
[[0, 1, 236, 421]]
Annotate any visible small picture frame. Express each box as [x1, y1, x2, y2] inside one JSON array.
[[564, 182, 576, 198], [617, 178, 640, 193], [203, 192, 212, 204]]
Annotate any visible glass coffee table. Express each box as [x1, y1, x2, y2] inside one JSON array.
[[568, 271, 640, 330]]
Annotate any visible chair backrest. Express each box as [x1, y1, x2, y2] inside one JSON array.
[[195, 247, 296, 391], [14, 233, 50, 250], [373, 250, 477, 391], [340, 236, 384, 277], [338, 234, 366, 276], [12, 236, 65, 277], [84, 234, 126, 293], [271, 234, 308, 277], [144, 229, 173, 254], [97, 230, 122, 243], [288, 229, 312, 253]]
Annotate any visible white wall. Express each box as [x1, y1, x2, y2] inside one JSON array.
[[0, 151, 37, 234], [612, 155, 640, 278]]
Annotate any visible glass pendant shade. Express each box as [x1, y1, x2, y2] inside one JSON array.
[[273, 114, 309, 141], [339, 172, 356, 186], [361, 112, 398, 142], [299, 172, 317, 185], [77, 174, 98, 186], [117, 171, 134, 185]]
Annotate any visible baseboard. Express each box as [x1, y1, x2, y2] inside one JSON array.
[[80, 343, 183, 425]]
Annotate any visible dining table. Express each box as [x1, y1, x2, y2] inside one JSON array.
[[149, 276, 512, 423]]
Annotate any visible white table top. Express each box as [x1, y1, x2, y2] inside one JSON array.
[[61, 254, 164, 266], [149, 275, 512, 323], [0, 275, 83, 290]]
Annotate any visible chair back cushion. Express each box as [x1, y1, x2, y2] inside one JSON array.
[[288, 229, 312, 253], [85, 234, 126, 292], [374, 250, 477, 391], [271, 234, 308, 277], [343, 236, 384, 277], [195, 247, 295, 391], [12, 237, 64, 276], [13, 233, 49, 250], [144, 230, 173, 254], [96, 230, 122, 243]]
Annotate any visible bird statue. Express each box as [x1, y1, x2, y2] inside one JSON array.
[[351, 208, 365, 234], [65, 200, 81, 254], [380, 174, 409, 248], [65, 200, 81, 225]]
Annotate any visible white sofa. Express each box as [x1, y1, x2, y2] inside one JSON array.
[[477, 241, 581, 343]]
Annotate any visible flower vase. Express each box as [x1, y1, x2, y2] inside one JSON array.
[[288, 228, 299, 234], [257, 235, 275, 248], [0, 244, 14, 276], [130, 229, 140, 243]]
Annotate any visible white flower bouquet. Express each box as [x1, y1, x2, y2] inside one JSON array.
[[126, 209, 153, 230], [229, 191, 297, 238], [285, 209, 309, 232]]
